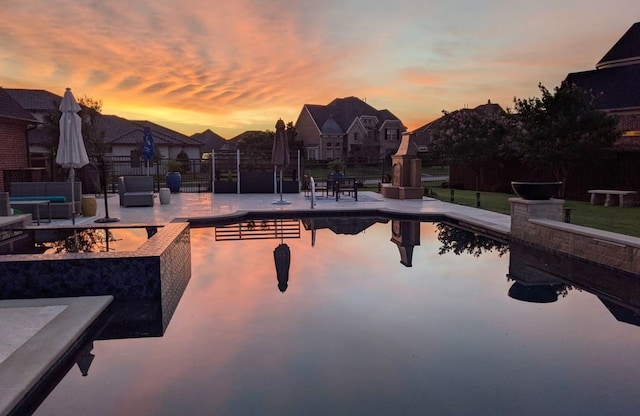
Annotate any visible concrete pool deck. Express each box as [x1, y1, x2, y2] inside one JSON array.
[[0, 191, 511, 414], [52, 191, 512, 234]]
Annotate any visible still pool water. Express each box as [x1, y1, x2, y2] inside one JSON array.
[[34, 219, 640, 415]]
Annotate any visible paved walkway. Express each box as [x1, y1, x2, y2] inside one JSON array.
[[0, 191, 511, 415]]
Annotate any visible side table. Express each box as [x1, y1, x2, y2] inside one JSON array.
[[159, 188, 171, 204], [10, 200, 51, 226]]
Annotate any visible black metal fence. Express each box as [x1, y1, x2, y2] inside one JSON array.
[[4, 151, 392, 194], [94, 156, 213, 193]]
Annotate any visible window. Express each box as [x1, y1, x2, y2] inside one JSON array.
[[327, 142, 332, 147], [307, 148, 318, 160], [386, 129, 398, 141], [353, 132, 359, 142]]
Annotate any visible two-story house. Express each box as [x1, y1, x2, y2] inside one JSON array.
[[294, 97, 405, 161], [565, 22, 640, 149]]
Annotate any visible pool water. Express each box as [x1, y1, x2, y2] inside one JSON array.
[[33, 219, 640, 415]]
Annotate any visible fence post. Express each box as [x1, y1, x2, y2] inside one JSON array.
[[564, 208, 572, 223], [450, 189, 454, 203], [236, 149, 240, 194], [156, 161, 160, 192], [476, 192, 481, 208], [211, 150, 216, 194]]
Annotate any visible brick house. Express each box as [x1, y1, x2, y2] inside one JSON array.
[[0, 88, 39, 191], [294, 97, 405, 161]]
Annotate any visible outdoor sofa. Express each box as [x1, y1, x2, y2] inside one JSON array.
[[9, 181, 82, 219], [118, 176, 155, 207]]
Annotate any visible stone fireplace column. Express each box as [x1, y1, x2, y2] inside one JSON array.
[[381, 132, 424, 200]]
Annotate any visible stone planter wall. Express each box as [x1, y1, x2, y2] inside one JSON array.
[[509, 197, 640, 274]]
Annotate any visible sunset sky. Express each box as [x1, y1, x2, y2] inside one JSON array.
[[2, 1, 639, 138]]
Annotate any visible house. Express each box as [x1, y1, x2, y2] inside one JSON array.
[[4, 88, 202, 172], [412, 101, 504, 153], [0, 88, 40, 191], [191, 129, 228, 153], [294, 97, 405, 161], [565, 22, 640, 149], [89, 115, 203, 175]]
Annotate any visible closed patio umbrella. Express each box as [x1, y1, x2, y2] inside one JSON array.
[[271, 118, 290, 204], [142, 127, 155, 176], [56, 88, 89, 224]]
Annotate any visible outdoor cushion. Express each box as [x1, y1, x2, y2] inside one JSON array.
[[10, 195, 67, 203]]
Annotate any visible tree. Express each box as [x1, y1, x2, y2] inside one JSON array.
[[436, 223, 508, 257], [431, 107, 519, 190], [286, 121, 303, 155], [77, 95, 108, 157], [513, 82, 619, 194]]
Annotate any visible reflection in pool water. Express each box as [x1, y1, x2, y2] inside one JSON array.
[[33, 218, 640, 415], [3, 227, 158, 255]]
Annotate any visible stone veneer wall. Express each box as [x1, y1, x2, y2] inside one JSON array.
[[0, 222, 191, 301], [510, 198, 640, 275]]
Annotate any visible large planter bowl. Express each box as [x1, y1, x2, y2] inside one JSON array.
[[511, 181, 562, 200], [508, 282, 559, 303]]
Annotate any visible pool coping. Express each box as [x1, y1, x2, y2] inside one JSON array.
[[0, 296, 113, 416]]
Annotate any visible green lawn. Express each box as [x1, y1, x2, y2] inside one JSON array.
[[423, 184, 640, 238]]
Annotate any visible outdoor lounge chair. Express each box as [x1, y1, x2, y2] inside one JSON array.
[[118, 176, 154, 207]]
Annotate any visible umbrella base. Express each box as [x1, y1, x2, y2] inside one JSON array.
[[272, 200, 291, 205], [95, 217, 121, 223]]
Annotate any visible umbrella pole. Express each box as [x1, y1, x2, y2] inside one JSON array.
[[272, 168, 291, 205], [70, 168, 76, 225], [280, 169, 284, 202], [95, 156, 120, 223]]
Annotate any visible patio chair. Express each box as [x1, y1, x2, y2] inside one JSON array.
[[118, 176, 154, 207]]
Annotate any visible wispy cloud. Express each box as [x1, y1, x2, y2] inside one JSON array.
[[2, 0, 639, 137]]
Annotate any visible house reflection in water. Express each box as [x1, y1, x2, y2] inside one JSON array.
[[301, 217, 388, 236]]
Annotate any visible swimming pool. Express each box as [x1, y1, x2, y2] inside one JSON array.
[[32, 218, 640, 415]]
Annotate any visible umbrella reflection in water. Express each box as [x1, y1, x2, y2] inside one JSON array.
[[274, 219, 290, 293]]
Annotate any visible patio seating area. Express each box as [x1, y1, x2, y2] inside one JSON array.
[[8, 181, 82, 219]]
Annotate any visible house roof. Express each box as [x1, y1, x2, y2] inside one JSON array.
[[133, 120, 197, 147], [4, 88, 199, 149], [597, 22, 640, 69], [0, 88, 39, 123], [191, 129, 227, 152], [565, 64, 640, 109], [412, 102, 504, 134], [303, 96, 403, 135], [566, 22, 640, 110], [99, 116, 196, 147], [4, 88, 63, 111], [411, 102, 505, 151]]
